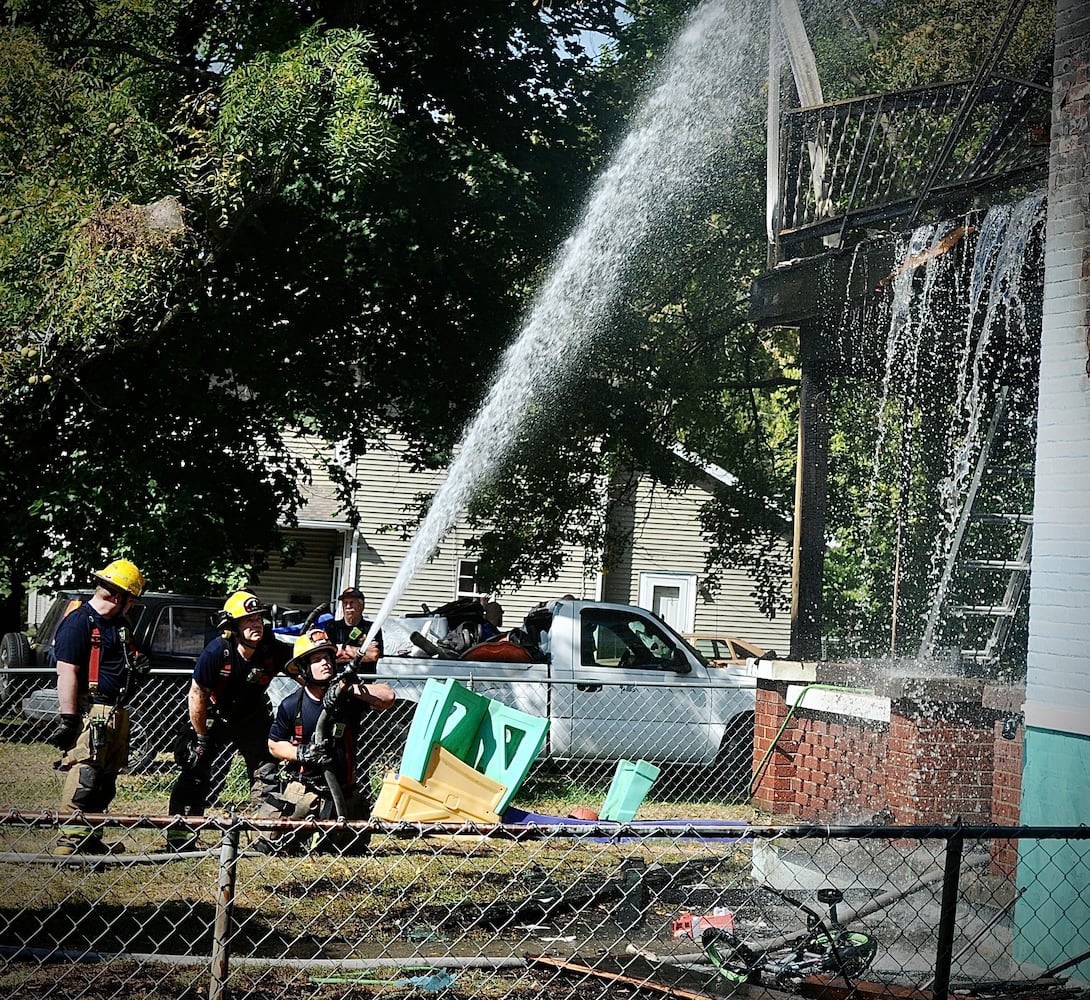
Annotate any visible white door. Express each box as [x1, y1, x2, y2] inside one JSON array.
[[638, 572, 697, 633]]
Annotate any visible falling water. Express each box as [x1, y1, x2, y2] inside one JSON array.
[[846, 189, 1046, 654], [363, 0, 760, 646], [937, 189, 1047, 538]]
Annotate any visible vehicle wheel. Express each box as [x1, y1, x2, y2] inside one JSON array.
[[826, 930, 878, 977], [124, 720, 157, 773], [711, 710, 755, 801], [0, 632, 32, 707]]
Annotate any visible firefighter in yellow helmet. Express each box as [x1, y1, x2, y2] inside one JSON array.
[[164, 590, 291, 852], [254, 628, 395, 855], [52, 558, 149, 855]]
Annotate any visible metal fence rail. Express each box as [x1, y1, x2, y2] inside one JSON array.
[[0, 814, 1087, 1000]]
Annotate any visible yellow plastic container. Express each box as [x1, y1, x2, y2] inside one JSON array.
[[374, 746, 507, 824], [399, 678, 490, 782], [599, 759, 661, 822]]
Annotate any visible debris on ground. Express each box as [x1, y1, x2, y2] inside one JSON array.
[[528, 954, 730, 1000], [798, 974, 1087, 1000], [309, 971, 457, 992]]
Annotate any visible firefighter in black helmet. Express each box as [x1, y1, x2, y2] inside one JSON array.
[[164, 590, 291, 851]]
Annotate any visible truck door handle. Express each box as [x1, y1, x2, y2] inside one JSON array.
[[577, 684, 602, 693]]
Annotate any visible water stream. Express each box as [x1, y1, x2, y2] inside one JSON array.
[[846, 190, 1046, 656], [363, 0, 761, 646]]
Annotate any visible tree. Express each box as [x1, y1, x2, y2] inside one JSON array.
[[0, 0, 627, 629], [456, 1, 801, 619]]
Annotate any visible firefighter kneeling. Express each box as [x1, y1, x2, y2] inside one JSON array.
[[255, 628, 396, 855]]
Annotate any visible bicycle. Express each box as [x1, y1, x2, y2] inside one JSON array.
[[701, 886, 878, 987]]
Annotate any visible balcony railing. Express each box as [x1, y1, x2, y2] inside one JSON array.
[[774, 73, 1051, 263]]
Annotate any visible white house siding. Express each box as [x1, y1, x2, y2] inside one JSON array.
[[349, 439, 595, 626], [250, 527, 342, 612], [1025, 0, 1090, 740], [252, 435, 355, 612], [600, 477, 792, 652], [1014, 2, 1090, 979], [277, 433, 789, 644]]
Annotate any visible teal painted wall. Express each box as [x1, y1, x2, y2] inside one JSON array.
[[1014, 727, 1090, 982]]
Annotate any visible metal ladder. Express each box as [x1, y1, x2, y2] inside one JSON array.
[[919, 387, 1033, 671]]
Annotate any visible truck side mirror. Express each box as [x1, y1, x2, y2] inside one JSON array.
[[672, 648, 692, 674]]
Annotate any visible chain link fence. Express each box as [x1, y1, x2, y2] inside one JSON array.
[[0, 665, 757, 809], [2, 665, 1089, 999], [1, 814, 1088, 1000]]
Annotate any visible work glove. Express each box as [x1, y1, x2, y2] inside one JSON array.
[[50, 713, 83, 752], [131, 652, 151, 676], [297, 740, 333, 770], [185, 733, 211, 770], [321, 680, 347, 715]]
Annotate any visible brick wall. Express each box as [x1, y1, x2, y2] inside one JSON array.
[[752, 670, 1021, 833]]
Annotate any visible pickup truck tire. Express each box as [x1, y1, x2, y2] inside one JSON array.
[[0, 632, 32, 707], [712, 710, 755, 800], [124, 719, 157, 773]]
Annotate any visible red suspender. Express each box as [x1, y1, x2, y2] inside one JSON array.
[[87, 620, 102, 690]]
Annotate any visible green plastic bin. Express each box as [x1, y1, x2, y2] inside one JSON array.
[[470, 701, 550, 813], [599, 759, 660, 822], [399, 678, 490, 782]]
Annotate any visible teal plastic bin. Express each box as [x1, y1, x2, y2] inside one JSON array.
[[470, 701, 550, 813], [399, 678, 490, 782], [599, 759, 661, 822]]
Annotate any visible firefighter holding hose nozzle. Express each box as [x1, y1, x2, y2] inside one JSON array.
[[254, 627, 395, 855]]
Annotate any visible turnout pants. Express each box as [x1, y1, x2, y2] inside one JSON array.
[[167, 704, 279, 818], [57, 701, 130, 835], [255, 777, 372, 855]]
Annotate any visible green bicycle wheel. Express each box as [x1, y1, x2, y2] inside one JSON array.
[[810, 929, 878, 976], [702, 928, 761, 984]]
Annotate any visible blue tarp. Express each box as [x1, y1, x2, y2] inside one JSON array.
[[501, 806, 750, 842], [273, 613, 334, 636]]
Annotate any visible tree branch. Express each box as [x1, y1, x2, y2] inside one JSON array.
[[83, 38, 218, 83]]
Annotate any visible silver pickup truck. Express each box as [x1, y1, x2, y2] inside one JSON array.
[[373, 599, 758, 781]]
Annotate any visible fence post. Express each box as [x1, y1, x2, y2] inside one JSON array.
[[932, 821, 964, 1000], [208, 818, 240, 1000]]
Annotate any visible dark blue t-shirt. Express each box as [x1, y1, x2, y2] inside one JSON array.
[[52, 602, 130, 701], [270, 686, 369, 790], [192, 634, 291, 719], [326, 617, 383, 654], [326, 617, 383, 676]]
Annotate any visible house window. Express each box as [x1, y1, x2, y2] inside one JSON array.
[[456, 559, 484, 600]]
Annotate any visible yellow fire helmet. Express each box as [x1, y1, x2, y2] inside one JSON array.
[[288, 628, 336, 678], [92, 558, 146, 597], [221, 590, 267, 622]]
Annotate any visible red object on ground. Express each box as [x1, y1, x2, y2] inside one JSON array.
[[672, 908, 735, 939], [568, 807, 599, 821]]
